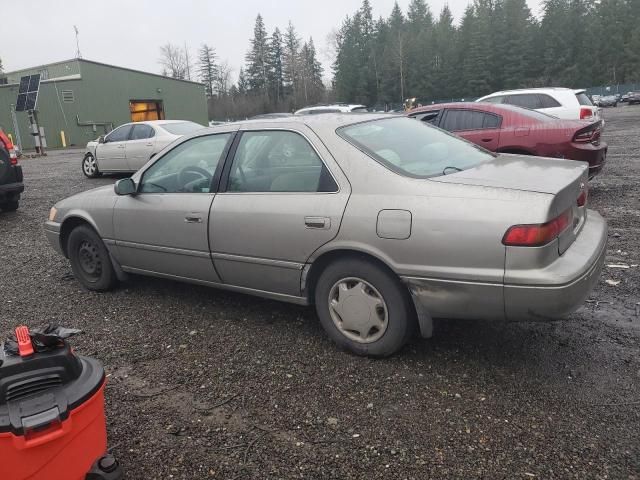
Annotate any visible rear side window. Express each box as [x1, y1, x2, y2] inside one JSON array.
[[505, 94, 541, 109], [576, 93, 593, 106], [227, 131, 338, 193], [537, 94, 561, 108], [130, 124, 155, 140], [483, 113, 501, 128], [441, 110, 486, 131]]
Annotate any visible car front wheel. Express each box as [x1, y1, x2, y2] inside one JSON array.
[[82, 153, 100, 178], [67, 225, 116, 291], [314, 258, 415, 357]]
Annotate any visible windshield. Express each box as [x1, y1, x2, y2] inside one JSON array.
[[338, 117, 494, 178], [162, 122, 204, 135]]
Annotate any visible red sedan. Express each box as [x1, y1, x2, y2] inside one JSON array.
[[408, 102, 607, 177]]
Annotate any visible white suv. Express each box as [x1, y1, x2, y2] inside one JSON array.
[[295, 104, 368, 115], [476, 88, 600, 121]]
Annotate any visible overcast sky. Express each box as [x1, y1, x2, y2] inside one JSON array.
[[1, 0, 543, 82]]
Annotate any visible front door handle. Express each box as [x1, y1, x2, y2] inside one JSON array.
[[146, 143, 153, 146], [481, 138, 493, 142], [305, 216, 330, 229], [184, 214, 202, 223]]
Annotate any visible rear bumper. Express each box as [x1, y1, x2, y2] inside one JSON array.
[[0, 182, 24, 200], [565, 142, 607, 177], [504, 210, 607, 321]]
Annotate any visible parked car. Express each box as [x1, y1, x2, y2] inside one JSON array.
[[628, 92, 640, 105], [45, 114, 607, 356], [408, 102, 607, 178], [295, 104, 368, 115], [620, 93, 631, 103], [591, 94, 602, 106], [597, 95, 618, 107], [0, 130, 23, 212], [82, 120, 205, 178], [476, 88, 600, 121]]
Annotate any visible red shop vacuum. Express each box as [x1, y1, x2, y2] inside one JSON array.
[[0, 325, 123, 480]]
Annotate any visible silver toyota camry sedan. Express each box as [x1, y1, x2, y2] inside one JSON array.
[[45, 114, 607, 356]]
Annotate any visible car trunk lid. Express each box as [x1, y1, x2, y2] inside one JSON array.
[[432, 154, 589, 254]]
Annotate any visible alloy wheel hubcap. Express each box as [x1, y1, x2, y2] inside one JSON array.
[[84, 157, 96, 175], [328, 277, 388, 343], [78, 240, 102, 279]]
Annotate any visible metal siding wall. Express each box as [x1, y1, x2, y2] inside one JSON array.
[[0, 60, 208, 150], [79, 62, 208, 127]]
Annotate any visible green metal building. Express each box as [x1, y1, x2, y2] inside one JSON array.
[[0, 59, 208, 149]]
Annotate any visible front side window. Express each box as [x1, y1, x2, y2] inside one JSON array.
[[227, 130, 338, 193], [140, 134, 231, 193], [105, 125, 132, 143], [338, 117, 494, 178], [130, 124, 155, 140]]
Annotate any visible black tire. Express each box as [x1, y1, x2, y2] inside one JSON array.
[[82, 153, 101, 178], [67, 225, 117, 291], [0, 200, 19, 212], [314, 257, 415, 357]]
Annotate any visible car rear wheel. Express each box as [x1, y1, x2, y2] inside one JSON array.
[[67, 225, 116, 291], [0, 200, 19, 212], [314, 258, 414, 357], [82, 153, 101, 178]]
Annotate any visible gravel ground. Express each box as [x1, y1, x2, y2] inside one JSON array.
[[1, 108, 639, 480]]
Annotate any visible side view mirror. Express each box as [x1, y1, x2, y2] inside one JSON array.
[[98, 135, 105, 144], [114, 178, 137, 196]]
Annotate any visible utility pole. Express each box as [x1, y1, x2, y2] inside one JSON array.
[[9, 105, 22, 152], [74, 26, 82, 59]]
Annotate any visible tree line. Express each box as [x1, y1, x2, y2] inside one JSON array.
[[334, 0, 640, 108], [158, 0, 640, 119], [158, 15, 326, 120]]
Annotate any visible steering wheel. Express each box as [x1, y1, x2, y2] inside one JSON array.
[[177, 166, 212, 191]]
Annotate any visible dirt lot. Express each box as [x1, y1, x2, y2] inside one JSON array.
[[1, 107, 639, 479]]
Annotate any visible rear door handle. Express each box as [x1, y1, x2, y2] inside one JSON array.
[[305, 216, 330, 229], [481, 138, 493, 142], [118, 145, 125, 149], [146, 143, 153, 146], [185, 214, 203, 223]]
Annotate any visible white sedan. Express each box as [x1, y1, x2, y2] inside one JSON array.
[[82, 120, 204, 177]]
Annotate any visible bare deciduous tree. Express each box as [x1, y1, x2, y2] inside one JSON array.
[[159, 44, 187, 79]]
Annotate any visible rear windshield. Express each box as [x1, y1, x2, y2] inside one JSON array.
[[575, 93, 593, 106], [162, 122, 204, 135], [338, 117, 494, 178]]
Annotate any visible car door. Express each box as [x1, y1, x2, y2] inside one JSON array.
[[96, 124, 132, 171], [125, 124, 156, 171], [439, 109, 501, 151], [209, 126, 351, 297], [112, 131, 234, 283]]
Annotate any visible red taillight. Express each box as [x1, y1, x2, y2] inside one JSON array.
[[577, 188, 587, 207], [9, 149, 18, 165], [502, 209, 573, 247], [573, 123, 601, 144], [579, 107, 593, 120]]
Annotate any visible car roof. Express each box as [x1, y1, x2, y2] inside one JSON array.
[[206, 112, 391, 131]]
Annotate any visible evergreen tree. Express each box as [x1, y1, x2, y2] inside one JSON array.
[[237, 67, 248, 95], [267, 27, 285, 104], [0, 57, 4, 74], [245, 14, 270, 96], [197, 44, 218, 96], [406, 0, 434, 99], [382, 2, 408, 103], [283, 21, 301, 104]]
